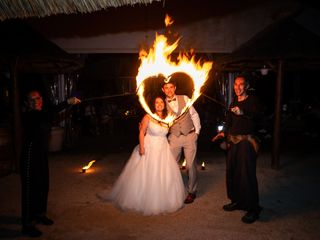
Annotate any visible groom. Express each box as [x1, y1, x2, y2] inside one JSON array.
[[162, 80, 201, 204]]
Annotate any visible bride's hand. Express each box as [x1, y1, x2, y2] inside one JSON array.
[[139, 146, 145, 155]]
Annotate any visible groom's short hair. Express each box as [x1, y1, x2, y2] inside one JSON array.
[[162, 79, 176, 88]]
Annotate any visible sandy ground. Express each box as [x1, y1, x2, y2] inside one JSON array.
[[1, 137, 320, 240]]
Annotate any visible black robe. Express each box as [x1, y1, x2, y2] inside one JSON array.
[[225, 95, 260, 211], [20, 102, 67, 226]]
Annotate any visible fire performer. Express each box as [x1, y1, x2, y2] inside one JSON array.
[[20, 89, 80, 237], [162, 80, 201, 204], [212, 75, 262, 223]]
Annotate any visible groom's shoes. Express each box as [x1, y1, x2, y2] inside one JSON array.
[[223, 202, 240, 211], [184, 193, 196, 204]]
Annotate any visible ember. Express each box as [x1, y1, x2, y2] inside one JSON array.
[[201, 162, 205, 170], [181, 159, 186, 170]]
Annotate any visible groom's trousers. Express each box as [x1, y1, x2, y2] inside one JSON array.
[[168, 131, 198, 194]]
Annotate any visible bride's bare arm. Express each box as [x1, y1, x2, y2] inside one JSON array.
[[139, 114, 149, 155]]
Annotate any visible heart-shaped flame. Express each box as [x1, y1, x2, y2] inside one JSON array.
[[136, 33, 213, 126]]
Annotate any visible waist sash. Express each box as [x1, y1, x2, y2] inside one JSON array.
[[227, 134, 260, 153]]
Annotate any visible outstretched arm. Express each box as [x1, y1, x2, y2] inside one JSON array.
[[51, 97, 81, 114], [211, 132, 225, 142]]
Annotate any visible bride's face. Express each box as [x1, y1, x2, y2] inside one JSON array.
[[154, 98, 165, 112]]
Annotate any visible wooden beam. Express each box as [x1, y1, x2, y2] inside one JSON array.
[[272, 59, 283, 169]]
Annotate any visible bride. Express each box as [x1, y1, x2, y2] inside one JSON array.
[[103, 96, 185, 215]]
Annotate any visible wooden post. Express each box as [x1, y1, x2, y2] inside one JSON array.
[[272, 60, 283, 169], [11, 57, 22, 172]]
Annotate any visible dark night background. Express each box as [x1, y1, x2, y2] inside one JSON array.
[[1, 1, 320, 239]]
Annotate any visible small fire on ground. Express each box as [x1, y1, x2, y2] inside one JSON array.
[[82, 160, 96, 173]]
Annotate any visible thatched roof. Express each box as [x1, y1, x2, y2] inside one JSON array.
[[0, 0, 161, 21]]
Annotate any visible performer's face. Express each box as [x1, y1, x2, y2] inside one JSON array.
[[154, 97, 165, 112], [234, 77, 248, 97], [27, 91, 43, 111], [162, 83, 176, 99]]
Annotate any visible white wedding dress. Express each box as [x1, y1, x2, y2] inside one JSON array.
[[106, 120, 185, 215]]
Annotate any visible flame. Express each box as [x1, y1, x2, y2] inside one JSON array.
[[182, 159, 187, 167], [82, 160, 96, 172], [165, 14, 174, 27], [201, 161, 205, 170], [136, 19, 213, 126]]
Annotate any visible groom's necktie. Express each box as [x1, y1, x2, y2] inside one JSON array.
[[168, 98, 176, 103]]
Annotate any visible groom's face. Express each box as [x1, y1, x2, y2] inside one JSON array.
[[162, 83, 176, 99]]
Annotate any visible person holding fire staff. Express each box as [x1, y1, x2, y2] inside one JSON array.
[[212, 75, 262, 224], [20, 89, 80, 237]]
